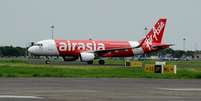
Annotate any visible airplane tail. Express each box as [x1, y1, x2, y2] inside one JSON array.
[[141, 17, 167, 44], [137, 17, 170, 52]]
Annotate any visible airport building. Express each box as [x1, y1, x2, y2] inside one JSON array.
[[192, 53, 201, 60]]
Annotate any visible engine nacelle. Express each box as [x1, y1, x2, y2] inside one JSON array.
[[80, 52, 95, 62]]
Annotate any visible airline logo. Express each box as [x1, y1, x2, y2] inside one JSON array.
[[152, 22, 165, 41], [58, 41, 105, 51], [144, 37, 153, 51], [144, 20, 165, 51]]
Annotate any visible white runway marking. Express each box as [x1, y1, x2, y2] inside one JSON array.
[[0, 95, 43, 99], [158, 88, 201, 91]]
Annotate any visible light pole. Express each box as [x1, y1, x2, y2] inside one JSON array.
[[51, 25, 55, 39], [183, 38, 186, 51], [143, 27, 148, 59]]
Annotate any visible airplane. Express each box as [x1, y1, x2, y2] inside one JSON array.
[[28, 17, 172, 64]]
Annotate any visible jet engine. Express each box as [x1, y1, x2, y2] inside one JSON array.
[[80, 52, 95, 62]]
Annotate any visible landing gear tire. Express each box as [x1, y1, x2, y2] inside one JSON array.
[[87, 61, 93, 64], [98, 60, 105, 65], [45, 60, 51, 64]]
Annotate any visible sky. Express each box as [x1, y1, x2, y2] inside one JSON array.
[[0, 0, 201, 50]]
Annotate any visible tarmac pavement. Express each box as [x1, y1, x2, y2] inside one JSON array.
[[0, 78, 201, 101]]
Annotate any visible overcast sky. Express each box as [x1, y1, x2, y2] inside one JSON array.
[[0, 0, 201, 50]]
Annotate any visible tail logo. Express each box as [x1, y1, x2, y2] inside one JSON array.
[[152, 22, 165, 41], [144, 21, 165, 51], [145, 37, 152, 50]]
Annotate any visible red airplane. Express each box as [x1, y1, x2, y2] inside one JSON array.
[[28, 17, 172, 64]]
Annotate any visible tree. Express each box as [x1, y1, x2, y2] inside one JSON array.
[[0, 46, 26, 57]]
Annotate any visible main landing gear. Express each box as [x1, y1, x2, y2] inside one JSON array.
[[87, 60, 105, 65], [98, 60, 105, 65], [87, 61, 93, 64], [45, 60, 51, 64], [45, 56, 51, 64]]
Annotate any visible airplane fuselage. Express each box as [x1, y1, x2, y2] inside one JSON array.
[[29, 39, 144, 57]]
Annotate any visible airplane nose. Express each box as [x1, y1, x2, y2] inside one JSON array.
[[28, 46, 37, 54], [28, 47, 34, 53]]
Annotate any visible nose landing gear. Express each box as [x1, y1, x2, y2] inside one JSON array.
[[45, 56, 51, 64], [45, 60, 51, 64], [87, 61, 93, 64], [86, 60, 105, 65]]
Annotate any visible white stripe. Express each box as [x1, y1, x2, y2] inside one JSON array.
[[0, 95, 43, 99], [158, 88, 201, 91], [128, 41, 144, 55], [128, 41, 139, 47]]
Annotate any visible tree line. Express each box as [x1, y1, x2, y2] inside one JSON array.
[[0, 46, 27, 57], [147, 48, 197, 58]]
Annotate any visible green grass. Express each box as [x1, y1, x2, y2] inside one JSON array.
[[0, 58, 201, 78], [0, 58, 26, 63]]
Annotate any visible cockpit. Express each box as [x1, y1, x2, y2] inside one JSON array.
[[28, 39, 59, 56]]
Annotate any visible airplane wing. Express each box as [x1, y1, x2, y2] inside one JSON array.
[[93, 37, 147, 54], [93, 43, 174, 54]]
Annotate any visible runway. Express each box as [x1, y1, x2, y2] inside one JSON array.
[[0, 78, 201, 101]]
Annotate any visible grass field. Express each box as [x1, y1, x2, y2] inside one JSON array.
[[0, 58, 201, 79]]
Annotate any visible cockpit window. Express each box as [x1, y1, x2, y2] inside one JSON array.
[[33, 43, 43, 46]]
